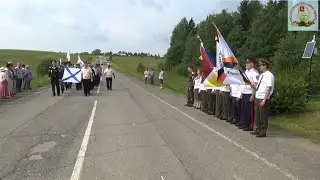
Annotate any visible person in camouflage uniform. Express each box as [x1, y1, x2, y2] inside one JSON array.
[[185, 65, 196, 107]]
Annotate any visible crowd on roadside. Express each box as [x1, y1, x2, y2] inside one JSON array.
[[185, 57, 275, 138], [143, 67, 164, 89], [0, 62, 33, 99]]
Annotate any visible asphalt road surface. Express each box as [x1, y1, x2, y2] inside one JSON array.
[[0, 72, 320, 180]]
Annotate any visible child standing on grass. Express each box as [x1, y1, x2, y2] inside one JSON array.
[[159, 68, 164, 89]]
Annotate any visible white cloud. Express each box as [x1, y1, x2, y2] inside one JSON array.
[[0, 0, 241, 55]]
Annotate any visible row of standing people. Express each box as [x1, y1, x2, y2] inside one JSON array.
[[0, 62, 33, 99], [144, 68, 165, 89], [185, 58, 275, 138], [48, 61, 103, 96]]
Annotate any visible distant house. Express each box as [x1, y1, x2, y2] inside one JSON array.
[[118, 52, 127, 56]]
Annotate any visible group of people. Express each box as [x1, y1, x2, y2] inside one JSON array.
[[0, 62, 33, 99], [143, 68, 165, 89], [144, 68, 155, 85], [48, 60, 115, 96], [185, 57, 275, 138]]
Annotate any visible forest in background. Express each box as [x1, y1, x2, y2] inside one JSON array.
[[161, 0, 320, 114]]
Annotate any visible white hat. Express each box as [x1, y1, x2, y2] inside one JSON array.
[[0, 67, 6, 72]]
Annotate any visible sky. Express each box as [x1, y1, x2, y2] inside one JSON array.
[[0, 0, 243, 56]]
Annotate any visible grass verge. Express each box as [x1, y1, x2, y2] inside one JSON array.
[[112, 56, 320, 143]]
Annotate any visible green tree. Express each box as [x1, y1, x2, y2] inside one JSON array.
[[240, 2, 287, 59], [237, 0, 263, 31], [165, 17, 190, 69], [226, 25, 246, 57], [272, 32, 313, 72], [92, 49, 102, 55], [36, 57, 54, 76], [181, 25, 199, 68]]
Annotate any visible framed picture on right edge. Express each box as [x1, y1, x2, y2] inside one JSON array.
[[288, 0, 319, 31]]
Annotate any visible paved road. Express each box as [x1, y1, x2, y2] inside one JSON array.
[[0, 72, 320, 180]]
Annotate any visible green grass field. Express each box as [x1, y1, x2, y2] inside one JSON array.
[[0, 49, 91, 88], [112, 56, 187, 94], [112, 56, 320, 143]]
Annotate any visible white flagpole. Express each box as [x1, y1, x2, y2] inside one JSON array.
[[67, 50, 71, 62]]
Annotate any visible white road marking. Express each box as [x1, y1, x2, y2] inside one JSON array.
[[9, 88, 49, 104], [70, 100, 98, 180], [160, 175, 164, 180], [129, 81, 300, 180]]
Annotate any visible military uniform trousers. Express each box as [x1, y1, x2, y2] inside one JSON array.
[[221, 91, 232, 121], [206, 89, 215, 115], [254, 98, 270, 135], [215, 90, 222, 118], [193, 88, 200, 108], [242, 94, 255, 129], [186, 86, 194, 105], [200, 90, 208, 112], [231, 96, 241, 123]]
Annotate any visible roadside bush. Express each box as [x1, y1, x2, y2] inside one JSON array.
[[136, 62, 145, 73], [172, 63, 190, 77], [36, 57, 54, 76], [271, 71, 308, 114], [157, 61, 165, 70], [272, 32, 312, 72]]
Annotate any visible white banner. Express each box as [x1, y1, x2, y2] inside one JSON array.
[[223, 67, 246, 85], [62, 67, 81, 83]]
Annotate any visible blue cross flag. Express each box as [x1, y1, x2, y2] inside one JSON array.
[[62, 67, 81, 83]]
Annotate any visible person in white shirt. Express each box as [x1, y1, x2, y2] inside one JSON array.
[[81, 62, 93, 96], [251, 59, 275, 138], [144, 68, 149, 84], [240, 58, 260, 131], [103, 64, 115, 90], [193, 69, 201, 109], [159, 68, 164, 89]]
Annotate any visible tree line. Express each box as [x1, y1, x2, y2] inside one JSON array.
[[80, 49, 161, 58], [163, 0, 320, 114]]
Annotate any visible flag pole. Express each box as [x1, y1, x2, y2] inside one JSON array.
[[197, 35, 203, 44], [212, 21, 252, 86]]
